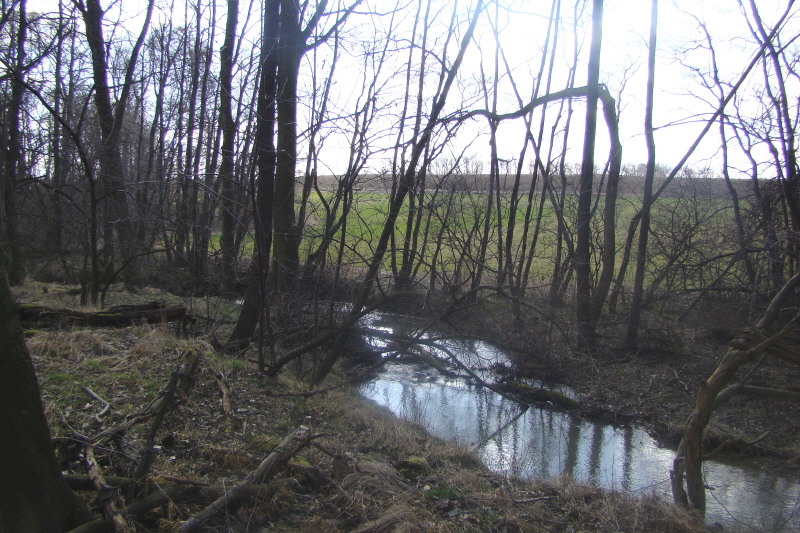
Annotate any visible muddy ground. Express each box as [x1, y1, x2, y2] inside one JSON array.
[[13, 282, 799, 532]]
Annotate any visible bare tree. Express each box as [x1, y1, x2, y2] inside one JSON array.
[[76, 0, 154, 285], [310, 0, 487, 384], [1, 0, 27, 284], [218, 0, 240, 294], [624, 0, 658, 347]]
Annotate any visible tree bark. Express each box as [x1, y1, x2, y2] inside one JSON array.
[[79, 0, 154, 286], [272, 0, 303, 295], [2, 0, 27, 285], [589, 91, 622, 324], [218, 0, 240, 295], [228, 0, 278, 349], [0, 266, 88, 531]]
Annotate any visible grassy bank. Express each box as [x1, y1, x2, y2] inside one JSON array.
[[16, 282, 710, 532]]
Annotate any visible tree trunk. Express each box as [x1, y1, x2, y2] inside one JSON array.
[[218, 0, 240, 296], [229, 0, 278, 348], [272, 0, 302, 295], [47, 1, 70, 260], [589, 90, 621, 324], [80, 0, 153, 285], [2, 0, 27, 285], [191, 4, 219, 280], [575, 0, 603, 346], [0, 266, 89, 531], [624, 0, 658, 347]]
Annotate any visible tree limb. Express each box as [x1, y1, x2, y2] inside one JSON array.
[[179, 426, 312, 532]]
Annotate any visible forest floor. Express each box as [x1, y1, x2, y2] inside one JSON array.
[[14, 280, 798, 532]]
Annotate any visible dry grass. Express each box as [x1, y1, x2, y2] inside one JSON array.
[[14, 282, 711, 532]]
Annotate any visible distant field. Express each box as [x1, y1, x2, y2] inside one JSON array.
[[209, 174, 741, 290], [298, 177, 740, 286], [315, 173, 751, 200]]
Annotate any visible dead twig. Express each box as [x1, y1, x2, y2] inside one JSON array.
[[83, 386, 111, 423], [92, 345, 203, 447], [289, 462, 365, 520], [351, 504, 412, 533], [66, 483, 184, 533], [311, 440, 338, 458], [214, 372, 234, 420]]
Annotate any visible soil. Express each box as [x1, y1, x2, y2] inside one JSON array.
[[14, 281, 799, 532]]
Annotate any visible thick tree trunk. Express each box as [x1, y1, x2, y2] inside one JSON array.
[[218, 0, 240, 295], [272, 0, 302, 295], [229, 0, 278, 347], [589, 90, 621, 324], [0, 268, 88, 531]]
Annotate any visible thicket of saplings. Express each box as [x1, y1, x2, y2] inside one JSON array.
[[19, 169, 772, 352]]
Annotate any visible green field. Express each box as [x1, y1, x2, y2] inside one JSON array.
[[273, 183, 742, 292]]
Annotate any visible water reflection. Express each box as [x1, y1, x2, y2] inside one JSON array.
[[359, 318, 800, 530]]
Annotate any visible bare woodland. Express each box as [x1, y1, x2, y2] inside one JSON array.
[[1, 0, 800, 530]]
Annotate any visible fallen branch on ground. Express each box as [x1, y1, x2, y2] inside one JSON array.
[[83, 386, 111, 423], [82, 445, 132, 533], [19, 301, 194, 331], [131, 366, 181, 481], [92, 344, 204, 447], [66, 483, 184, 533], [214, 373, 234, 421], [179, 426, 313, 532]]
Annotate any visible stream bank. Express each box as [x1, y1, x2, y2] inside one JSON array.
[[357, 311, 800, 531]]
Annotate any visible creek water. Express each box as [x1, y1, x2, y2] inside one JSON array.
[[358, 313, 800, 531]]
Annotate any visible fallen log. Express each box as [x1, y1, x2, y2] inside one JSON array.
[[18, 301, 194, 330], [494, 381, 581, 410]]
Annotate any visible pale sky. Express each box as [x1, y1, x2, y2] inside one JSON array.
[[26, 0, 800, 178]]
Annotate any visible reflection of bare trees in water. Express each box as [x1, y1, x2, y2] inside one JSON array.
[[5, 0, 800, 526]]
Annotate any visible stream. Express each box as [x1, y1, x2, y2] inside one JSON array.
[[358, 313, 800, 531]]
